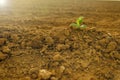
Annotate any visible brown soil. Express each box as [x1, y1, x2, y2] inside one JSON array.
[[0, 1, 120, 80], [0, 26, 120, 80]]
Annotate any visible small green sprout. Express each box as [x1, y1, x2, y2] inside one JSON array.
[[70, 16, 87, 29]]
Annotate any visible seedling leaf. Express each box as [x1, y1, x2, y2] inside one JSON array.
[[76, 16, 84, 26], [70, 16, 87, 29], [70, 23, 78, 27]]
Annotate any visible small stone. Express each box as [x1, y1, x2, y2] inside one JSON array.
[[38, 69, 52, 80], [2, 46, 11, 53], [0, 52, 8, 60]]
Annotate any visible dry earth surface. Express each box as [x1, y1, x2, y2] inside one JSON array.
[[0, 0, 120, 80]]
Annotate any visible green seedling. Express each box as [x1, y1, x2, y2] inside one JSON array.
[[70, 16, 87, 29]]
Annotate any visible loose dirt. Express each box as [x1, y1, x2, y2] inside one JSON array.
[[0, 0, 120, 80], [0, 26, 120, 80]]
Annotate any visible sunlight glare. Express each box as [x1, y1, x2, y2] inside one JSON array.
[[0, 0, 7, 7]]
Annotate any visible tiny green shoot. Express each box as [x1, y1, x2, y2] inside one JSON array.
[[70, 16, 87, 29]]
